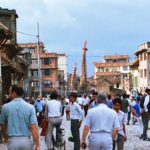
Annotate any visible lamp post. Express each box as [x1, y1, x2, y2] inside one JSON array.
[[37, 23, 42, 97]]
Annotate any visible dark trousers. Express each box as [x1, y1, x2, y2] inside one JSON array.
[[71, 119, 80, 150], [84, 105, 88, 117], [113, 134, 124, 150], [127, 112, 131, 124], [141, 112, 150, 138]]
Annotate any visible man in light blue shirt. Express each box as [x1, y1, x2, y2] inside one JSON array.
[[1, 85, 40, 150], [82, 93, 120, 150]]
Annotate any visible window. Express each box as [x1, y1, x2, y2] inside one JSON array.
[[106, 68, 109, 72], [144, 69, 147, 77], [22, 47, 35, 54], [144, 53, 147, 60], [139, 54, 142, 61], [42, 58, 51, 65], [43, 80, 53, 87], [31, 70, 38, 76], [42, 69, 52, 76], [123, 66, 128, 71], [32, 59, 38, 64]]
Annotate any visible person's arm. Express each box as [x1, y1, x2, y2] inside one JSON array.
[[123, 124, 127, 141], [1, 106, 8, 143], [30, 106, 40, 149], [123, 113, 127, 141], [1, 123, 8, 143], [112, 128, 118, 140], [30, 124, 40, 150], [81, 125, 89, 147], [112, 113, 120, 140], [144, 96, 149, 112]]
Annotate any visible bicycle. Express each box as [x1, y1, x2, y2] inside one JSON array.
[[52, 123, 66, 150]]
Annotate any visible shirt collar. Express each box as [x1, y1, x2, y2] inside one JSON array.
[[12, 97, 24, 101], [98, 103, 107, 107]]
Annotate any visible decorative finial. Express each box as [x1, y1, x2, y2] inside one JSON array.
[[84, 40, 87, 49]]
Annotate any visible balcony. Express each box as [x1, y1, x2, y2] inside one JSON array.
[[31, 64, 38, 69], [30, 76, 39, 82], [96, 71, 121, 76]]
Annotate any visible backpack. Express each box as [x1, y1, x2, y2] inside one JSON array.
[[139, 94, 147, 109]]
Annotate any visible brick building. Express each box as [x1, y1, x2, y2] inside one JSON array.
[[18, 43, 60, 97]]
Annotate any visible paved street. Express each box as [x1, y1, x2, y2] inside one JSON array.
[[1, 117, 150, 150]]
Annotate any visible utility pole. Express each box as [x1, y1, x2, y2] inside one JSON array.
[[37, 23, 42, 97]]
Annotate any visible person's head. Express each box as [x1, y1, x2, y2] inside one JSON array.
[[9, 84, 24, 100], [91, 91, 98, 101], [107, 94, 111, 100], [50, 92, 58, 100], [36, 95, 41, 100], [96, 93, 107, 104], [122, 94, 126, 99], [69, 92, 77, 103], [145, 86, 150, 95], [113, 98, 122, 112]]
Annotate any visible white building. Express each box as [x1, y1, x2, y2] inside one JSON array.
[[57, 54, 67, 81]]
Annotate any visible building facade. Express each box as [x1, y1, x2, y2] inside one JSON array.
[[133, 42, 150, 93], [0, 8, 29, 104], [94, 54, 130, 93], [18, 43, 60, 97]]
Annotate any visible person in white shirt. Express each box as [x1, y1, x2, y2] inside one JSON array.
[[45, 92, 62, 150], [82, 93, 120, 150], [77, 95, 84, 108], [69, 92, 84, 150], [113, 98, 127, 150]]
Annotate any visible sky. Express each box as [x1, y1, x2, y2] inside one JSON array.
[[1, 0, 150, 77]]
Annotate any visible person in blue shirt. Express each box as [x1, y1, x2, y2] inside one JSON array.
[[34, 96, 44, 126], [1, 85, 40, 150], [107, 94, 113, 109]]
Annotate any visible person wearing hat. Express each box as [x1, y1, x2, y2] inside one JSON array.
[[81, 93, 120, 150], [140, 86, 150, 140]]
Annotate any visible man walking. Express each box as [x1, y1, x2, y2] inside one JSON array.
[[1, 85, 40, 150], [82, 93, 120, 150], [69, 92, 84, 150], [46, 92, 62, 150], [139, 87, 150, 140]]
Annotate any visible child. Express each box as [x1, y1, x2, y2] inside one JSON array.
[[65, 102, 70, 120]]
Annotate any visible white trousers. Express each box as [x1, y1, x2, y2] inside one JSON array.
[[89, 132, 112, 150], [7, 137, 33, 150]]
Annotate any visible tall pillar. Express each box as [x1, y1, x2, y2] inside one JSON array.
[[80, 40, 88, 93], [70, 64, 77, 91]]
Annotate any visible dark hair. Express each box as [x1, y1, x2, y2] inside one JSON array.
[[50, 92, 58, 99], [69, 92, 77, 99], [107, 94, 111, 99], [113, 98, 122, 105], [92, 91, 98, 96], [122, 94, 126, 99], [11, 85, 24, 96]]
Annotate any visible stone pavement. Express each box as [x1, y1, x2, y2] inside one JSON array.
[[1, 119, 150, 150]]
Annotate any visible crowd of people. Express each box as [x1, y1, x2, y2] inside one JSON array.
[[0, 84, 150, 150]]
